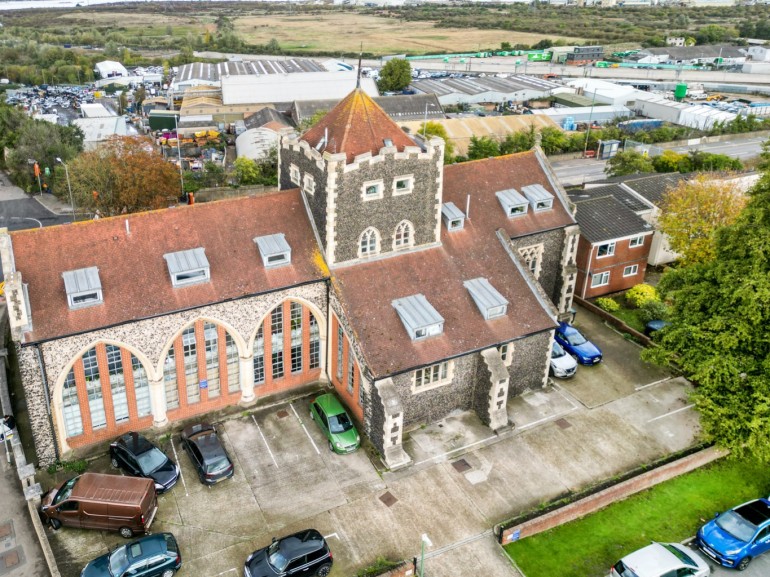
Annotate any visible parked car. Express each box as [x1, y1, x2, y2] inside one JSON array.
[[554, 322, 602, 365], [81, 532, 181, 577], [644, 320, 672, 338], [110, 432, 179, 493], [611, 541, 710, 577], [309, 393, 360, 454], [549, 341, 578, 379], [244, 528, 332, 577], [696, 497, 770, 570], [180, 423, 234, 485]]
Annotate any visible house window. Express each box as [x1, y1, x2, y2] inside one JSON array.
[[629, 236, 645, 248], [83, 348, 106, 430], [358, 228, 380, 258], [591, 271, 610, 287], [253, 327, 265, 385], [271, 306, 284, 379], [393, 176, 414, 196], [204, 323, 220, 398], [336, 325, 344, 381], [358, 375, 364, 406], [309, 312, 320, 370], [183, 327, 200, 404], [535, 199, 553, 211], [303, 174, 316, 196], [225, 333, 240, 393], [164, 347, 179, 410], [499, 343, 513, 367], [132, 355, 151, 418], [290, 302, 303, 374], [290, 164, 300, 185], [413, 361, 452, 392], [62, 369, 83, 437], [518, 244, 544, 279], [106, 345, 128, 424], [393, 221, 414, 250], [362, 180, 384, 201], [623, 264, 639, 277], [597, 242, 615, 258], [347, 351, 354, 394]]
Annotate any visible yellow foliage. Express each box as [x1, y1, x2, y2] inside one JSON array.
[[312, 248, 330, 277]]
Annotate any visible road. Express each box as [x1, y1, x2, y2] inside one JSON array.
[[552, 135, 766, 187]]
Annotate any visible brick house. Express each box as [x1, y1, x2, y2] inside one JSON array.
[[568, 185, 653, 298], [2, 89, 579, 469]]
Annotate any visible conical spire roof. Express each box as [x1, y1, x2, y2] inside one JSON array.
[[301, 89, 416, 163]]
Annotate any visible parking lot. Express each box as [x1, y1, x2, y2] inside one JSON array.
[[46, 305, 711, 577]]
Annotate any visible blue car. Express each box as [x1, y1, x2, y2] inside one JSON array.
[[554, 322, 602, 365], [697, 497, 770, 571], [81, 532, 181, 577]]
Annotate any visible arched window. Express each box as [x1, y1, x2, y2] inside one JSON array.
[[62, 368, 83, 438], [394, 221, 414, 250], [203, 322, 220, 398], [358, 228, 380, 258], [83, 348, 106, 430], [106, 345, 129, 424]]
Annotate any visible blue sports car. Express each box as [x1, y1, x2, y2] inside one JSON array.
[[554, 322, 602, 365], [697, 497, 770, 571]]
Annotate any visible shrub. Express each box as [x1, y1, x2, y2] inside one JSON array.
[[625, 283, 659, 308], [639, 300, 671, 324], [595, 297, 620, 312]]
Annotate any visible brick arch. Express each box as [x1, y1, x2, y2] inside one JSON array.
[[51, 339, 157, 454]]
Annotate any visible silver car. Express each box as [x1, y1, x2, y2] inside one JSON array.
[[550, 341, 577, 379], [611, 542, 710, 577]]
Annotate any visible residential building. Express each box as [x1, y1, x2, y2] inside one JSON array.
[[666, 37, 686, 47], [2, 90, 578, 469]]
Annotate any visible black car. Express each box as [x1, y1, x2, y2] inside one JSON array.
[[180, 423, 234, 485], [110, 433, 180, 493], [81, 532, 181, 577], [245, 529, 332, 577], [644, 319, 672, 337]]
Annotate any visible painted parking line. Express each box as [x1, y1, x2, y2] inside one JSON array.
[[635, 377, 673, 391], [170, 437, 189, 497], [412, 434, 498, 468], [647, 404, 696, 423], [251, 414, 279, 469], [323, 532, 340, 541], [211, 569, 238, 576], [290, 403, 321, 455]]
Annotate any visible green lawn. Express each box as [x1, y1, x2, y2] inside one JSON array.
[[503, 458, 770, 577], [609, 305, 645, 333]]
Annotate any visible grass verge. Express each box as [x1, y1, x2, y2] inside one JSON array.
[[503, 457, 770, 577]]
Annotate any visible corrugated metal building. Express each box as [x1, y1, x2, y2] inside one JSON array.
[[172, 59, 326, 92], [410, 74, 558, 106]]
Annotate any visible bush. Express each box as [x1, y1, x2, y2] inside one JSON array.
[[595, 297, 620, 312], [625, 283, 659, 308], [638, 300, 671, 324]]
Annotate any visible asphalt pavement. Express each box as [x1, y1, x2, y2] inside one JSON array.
[[0, 172, 72, 233]]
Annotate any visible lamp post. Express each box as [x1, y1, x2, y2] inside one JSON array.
[[173, 114, 185, 201], [55, 158, 75, 222], [419, 533, 432, 577]]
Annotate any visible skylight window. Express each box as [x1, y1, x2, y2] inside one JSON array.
[[164, 248, 211, 288], [496, 188, 529, 218], [521, 184, 554, 212], [254, 233, 292, 269], [441, 202, 465, 231], [464, 278, 509, 320], [62, 267, 103, 310], [392, 294, 444, 341]]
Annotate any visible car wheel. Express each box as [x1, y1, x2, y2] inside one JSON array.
[[161, 570, 175, 577], [119, 526, 133, 539], [737, 557, 752, 571], [110, 456, 119, 468], [49, 518, 61, 530], [328, 441, 335, 453], [316, 564, 331, 577]]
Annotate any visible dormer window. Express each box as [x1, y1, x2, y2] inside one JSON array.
[[392, 294, 444, 341], [62, 267, 103, 309], [496, 188, 529, 218], [254, 233, 292, 268], [362, 180, 384, 201], [441, 202, 465, 231], [164, 248, 210, 288], [464, 278, 509, 320], [521, 184, 554, 212], [393, 175, 414, 196]]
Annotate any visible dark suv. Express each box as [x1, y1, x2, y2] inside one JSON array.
[[109, 432, 179, 493], [244, 529, 332, 577], [180, 423, 234, 485]]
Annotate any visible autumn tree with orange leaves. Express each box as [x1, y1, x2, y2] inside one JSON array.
[[66, 136, 181, 216]]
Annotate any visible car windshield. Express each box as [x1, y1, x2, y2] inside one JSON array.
[[552, 342, 566, 358], [566, 331, 587, 346], [136, 447, 168, 475], [204, 456, 230, 474], [52, 477, 78, 505], [662, 543, 697, 567], [267, 541, 289, 573], [329, 412, 353, 434], [109, 545, 130, 576], [716, 510, 758, 542], [612, 560, 638, 577]]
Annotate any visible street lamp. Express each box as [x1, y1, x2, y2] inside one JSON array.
[[419, 533, 432, 577], [55, 158, 75, 222]]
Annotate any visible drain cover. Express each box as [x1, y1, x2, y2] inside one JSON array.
[[379, 492, 398, 507], [555, 418, 572, 429], [276, 410, 289, 419], [452, 459, 472, 473]]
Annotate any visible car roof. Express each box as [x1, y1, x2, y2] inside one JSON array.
[[621, 543, 684, 576], [735, 499, 770, 526], [184, 425, 227, 461], [315, 394, 346, 415], [116, 432, 154, 455], [278, 529, 327, 558], [127, 533, 168, 561], [558, 322, 579, 335]]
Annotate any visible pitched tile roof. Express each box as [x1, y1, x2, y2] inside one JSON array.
[[568, 184, 653, 213], [571, 195, 652, 244], [12, 191, 327, 343], [301, 89, 417, 163], [442, 151, 577, 239], [621, 173, 688, 206]]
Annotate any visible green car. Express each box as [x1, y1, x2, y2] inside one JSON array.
[[309, 394, 360, 454]]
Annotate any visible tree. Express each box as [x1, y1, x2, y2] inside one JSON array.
[[658, 174, 747, 265], [604, 149, 654, 177], [758, 136, 770, 172], [499, 125, 536, 155], [233, 157, 261, 185], [377, 59, 412, 93], [418, 121, 455, 163], [642, 172, 770, 462], [651, 150, 688, 173], [68, 136, 180, 215], [467, 135, 500, 160]]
